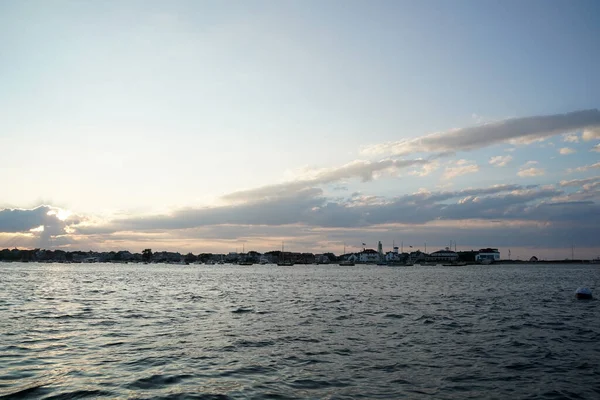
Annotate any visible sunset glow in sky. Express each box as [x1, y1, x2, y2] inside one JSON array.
[[1, 1, 599, 259]]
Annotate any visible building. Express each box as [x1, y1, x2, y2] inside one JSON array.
[[427, 248, 459, 263], [315, 254, 331, 264], [407, 250, 427, 264], [385, 251, 402, 262], [359, 249, 380, 263], [475, 248, 500, 263]]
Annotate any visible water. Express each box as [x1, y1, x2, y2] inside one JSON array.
[[1, 262, 599, 399]]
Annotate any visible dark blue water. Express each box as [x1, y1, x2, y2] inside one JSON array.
[[1, 262, 599, 399]]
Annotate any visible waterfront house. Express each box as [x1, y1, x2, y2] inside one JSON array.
[[427, 249, 459, 263], [475, 248, 500, 263], [359, 249, 381, 263], [407, 250, 427, 264]]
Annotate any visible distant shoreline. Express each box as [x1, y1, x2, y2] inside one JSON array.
[[1, 260, 598, 265], [1, 247, 598, 265]]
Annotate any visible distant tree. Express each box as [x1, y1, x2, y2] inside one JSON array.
[[323, 252, 337, 262], [184, 252, 197, 263], [457, 251, 477, 262], [198, 253, 213, 263], [142, 249, 153, 262]]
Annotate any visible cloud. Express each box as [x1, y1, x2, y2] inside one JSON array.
[[409, 160, 440, 177], [361, 109, 600, 156], [568, 162, 600, 174], [6, 181, 600, 255], [0, 205, 82, 248], [563, 133, 579, 143], [559, 176, 600, 188], [442, 160, 479, 179], [582, 127, 600, 141], [0, 206, 77, 233], [559, 147, 576, 155], [489, 155, 513, 167], [78, 183, 560, 234], [222, 158, 429, 203], [592, 144, 600, 153], [518, 167, 545, 177]]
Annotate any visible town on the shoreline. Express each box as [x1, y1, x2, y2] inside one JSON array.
[[1, 242, 597, 265]]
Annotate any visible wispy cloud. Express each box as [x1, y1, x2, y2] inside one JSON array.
[[568, 162, 600, 174], [560, 176, 600, 189], [361, 109, 600, 156], [560, 176, 600, 191], [489, 155, 513, 167], [592, 144, 600, 153], [582, 127, 600, 141], [518, 163, 545, 177], [222, 158, 429, 203], [442, 160, 479, 179], [563, 133, 579, 143], [409, 160, 441, 177], [559, 147, 576, 155]]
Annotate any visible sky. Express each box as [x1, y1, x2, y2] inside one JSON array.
[[1, 0, 599, 259]]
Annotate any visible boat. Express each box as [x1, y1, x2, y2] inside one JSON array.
[[575, 287, 593, 300], [339, 244, 355, 266], [277, 242, 294, 266], [443, 262, 467, 266]]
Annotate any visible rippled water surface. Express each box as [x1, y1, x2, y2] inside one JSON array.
[[1, 262, 599, 399]]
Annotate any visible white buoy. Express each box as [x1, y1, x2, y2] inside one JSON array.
[[575, 287, 593, 300]]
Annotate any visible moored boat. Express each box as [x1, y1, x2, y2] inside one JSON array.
[[575, 287, 593, 300]]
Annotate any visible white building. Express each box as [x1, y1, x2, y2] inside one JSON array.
[[475, 248, 500, 263], [359, 249, 380, 263], [384, 251, 399, 262]]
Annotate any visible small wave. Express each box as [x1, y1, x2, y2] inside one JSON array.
[[289, 378, 348, 389], [335, 315, 351, 320], [504, 361, 540, 371], [0, 384, 49, 399], [234, 339, 276, 348], [39, 389, 113, 399], [126, 373, 192, 389], [304, 351, 329, 356], [371, 362, 409, 372], [391, 378, 412, 384], [100, 341, 125, 347], [384, 313, 405, 319], [217, 365, 276, 377], [333, 348, 352, 356], [231, 307, 254, 314]]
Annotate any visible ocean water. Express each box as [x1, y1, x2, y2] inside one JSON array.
[[1, 262, 599, 399]]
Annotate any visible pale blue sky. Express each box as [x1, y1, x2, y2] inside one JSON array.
[[1, 1, 599, 257]]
